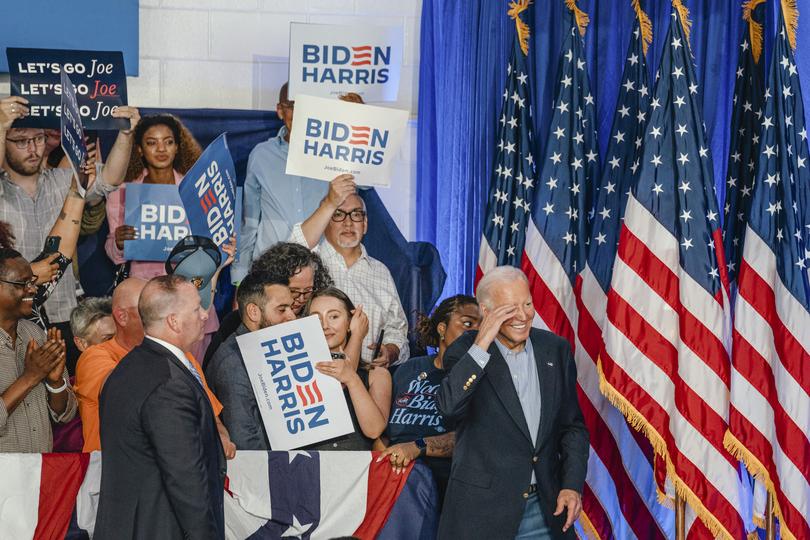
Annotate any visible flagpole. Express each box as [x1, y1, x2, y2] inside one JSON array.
[[675, 493, 686, 540], [765, 492, 775, 540]]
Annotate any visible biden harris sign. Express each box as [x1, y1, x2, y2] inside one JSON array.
[[123, 184, 190, 262], [237, 315, 354, 450], [288, 23, 403, 102], [285, 95, 409, 186]]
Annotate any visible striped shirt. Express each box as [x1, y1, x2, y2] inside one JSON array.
[[0, 166, 116, 323], [0, 319, 77, 453]]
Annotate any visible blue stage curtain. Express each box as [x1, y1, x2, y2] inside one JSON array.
[[418, 0, 810, 298]]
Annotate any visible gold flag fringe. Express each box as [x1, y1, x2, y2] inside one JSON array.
[[671, 0, 692, 49], [565, 0, 590, 37], [597, 360, 737, 539], [743, 0, 765, 63], [631, 0, 653, 56], [507, 0, 532, 55], [577, 510, 600, 540], [724, 431, 800, 540], [781, 0, 799, 50]]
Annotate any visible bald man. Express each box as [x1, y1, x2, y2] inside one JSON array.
[[96, 275, 226, 540], [74, 278, 146, 452]]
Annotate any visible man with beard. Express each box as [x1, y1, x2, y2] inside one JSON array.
[[0, 248, 77, 452], [204, 271, 296, 450], [292, 175, 409, 367], [0, 96, 140, 371]]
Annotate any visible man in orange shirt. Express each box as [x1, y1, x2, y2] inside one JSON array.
[[75, 277, 235, 457]]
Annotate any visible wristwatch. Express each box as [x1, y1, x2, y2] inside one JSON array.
[[414, 437, 427, 457]]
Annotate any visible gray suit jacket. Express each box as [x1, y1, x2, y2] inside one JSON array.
[[205, 323, 271, 450], [436, 329, 589, 540]]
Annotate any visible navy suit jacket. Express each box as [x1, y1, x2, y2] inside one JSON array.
[[95, 338, 226, 540], [437, 329, 589, 539]]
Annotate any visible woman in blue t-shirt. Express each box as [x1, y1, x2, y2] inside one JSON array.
[[378, 294, 481, 503]]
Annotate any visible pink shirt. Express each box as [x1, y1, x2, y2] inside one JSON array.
[[105, 169, 219, 358]]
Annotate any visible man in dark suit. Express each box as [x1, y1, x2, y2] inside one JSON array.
[[95, 274, 226, 540], [437, 266, 589, 539]]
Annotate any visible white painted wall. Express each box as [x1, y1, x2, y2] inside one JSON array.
[[0, 0, 422, 239]]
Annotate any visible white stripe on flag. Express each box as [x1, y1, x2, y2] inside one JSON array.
[[224, 451, 273, 540], [313, 451, 372, 540], [0, 453, 42, 540], [76, 451, 102, 536]]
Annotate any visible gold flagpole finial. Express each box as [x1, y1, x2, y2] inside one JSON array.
[[565, 0, 590, 37], [671, 0, 693, 48], [781, 0, 799, 50], [631, 0, 653, 56], [508, 0, 532, 55], [743, 0, 766, 63]]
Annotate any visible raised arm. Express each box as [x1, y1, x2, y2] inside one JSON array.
[[99, 107, 140, 187], [298, 174, 356, 248]]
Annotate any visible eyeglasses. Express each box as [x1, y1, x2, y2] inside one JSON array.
[[5, 135, 46, 150], [289, 287, 314, 300], [0, 276, 38, 289], [331, 209, 367, 223], [279, 101, 295, 110]]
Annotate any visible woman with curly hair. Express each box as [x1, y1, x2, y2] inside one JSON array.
[[378, 294, 481, 504], [104, 113, 203, 278], [103, 114, 222, 360], [202, 241, 332, 370]]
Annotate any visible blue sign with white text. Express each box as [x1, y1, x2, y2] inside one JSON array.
[[178, 134, 237, 259], [60, 72, 88, 193], [124, 184, 190, 262], [7, 47, 128, 130]]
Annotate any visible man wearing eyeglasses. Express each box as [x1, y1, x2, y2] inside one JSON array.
[[291, 174, 410, 367], [0, 95, 140, 373], [0, 248, 77, 453], [233, 82, 330, 284]]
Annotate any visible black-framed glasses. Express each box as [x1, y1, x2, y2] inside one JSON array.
[[5, 135, 46, 150], [0, 276, 38, 289], [289, 287, 314, 300], [331, 209, 366, 223]]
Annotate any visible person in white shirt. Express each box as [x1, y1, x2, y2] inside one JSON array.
[[290, 175, 409, 366]]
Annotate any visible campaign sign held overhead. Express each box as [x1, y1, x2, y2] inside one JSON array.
[[7, 47, 128, 130], [178, 134, 237, 259], [288, 22, 403, 102], [286, 94, 408, 186], [237, 315, 354, 450], [59, 72, 89, 196], [123, 184, 190, 262]]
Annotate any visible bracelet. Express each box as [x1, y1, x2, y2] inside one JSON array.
[[44, 377, 68, 393]]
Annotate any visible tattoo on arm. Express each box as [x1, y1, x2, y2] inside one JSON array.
[[426, 432, 456, 458], [59, 210, 67, 220]]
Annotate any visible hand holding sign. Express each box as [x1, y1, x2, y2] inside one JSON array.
[[0, 96, 30, 130], [111, 106, 141, 135]]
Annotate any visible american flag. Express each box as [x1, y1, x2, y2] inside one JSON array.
[[726, 4, 810, 539], [476, 7, 536, 280], [597, 7, 746, 539], [574, 14, 674, 540], [518, 10, 605, 537], [723, 2, 765, 283]]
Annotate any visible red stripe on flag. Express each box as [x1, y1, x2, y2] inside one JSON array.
[[581, 483, 614, 540], [607, 292, 735, 462], [600, 351, 744, 536], [34, 453, 89, 540], [736, 260, 810, 395], [353, 453, 412, 539], [617, 228, 730, 384], [731, 332, 810, 483], [521, 257, 575, 345], [728, 410, 810, 539]]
